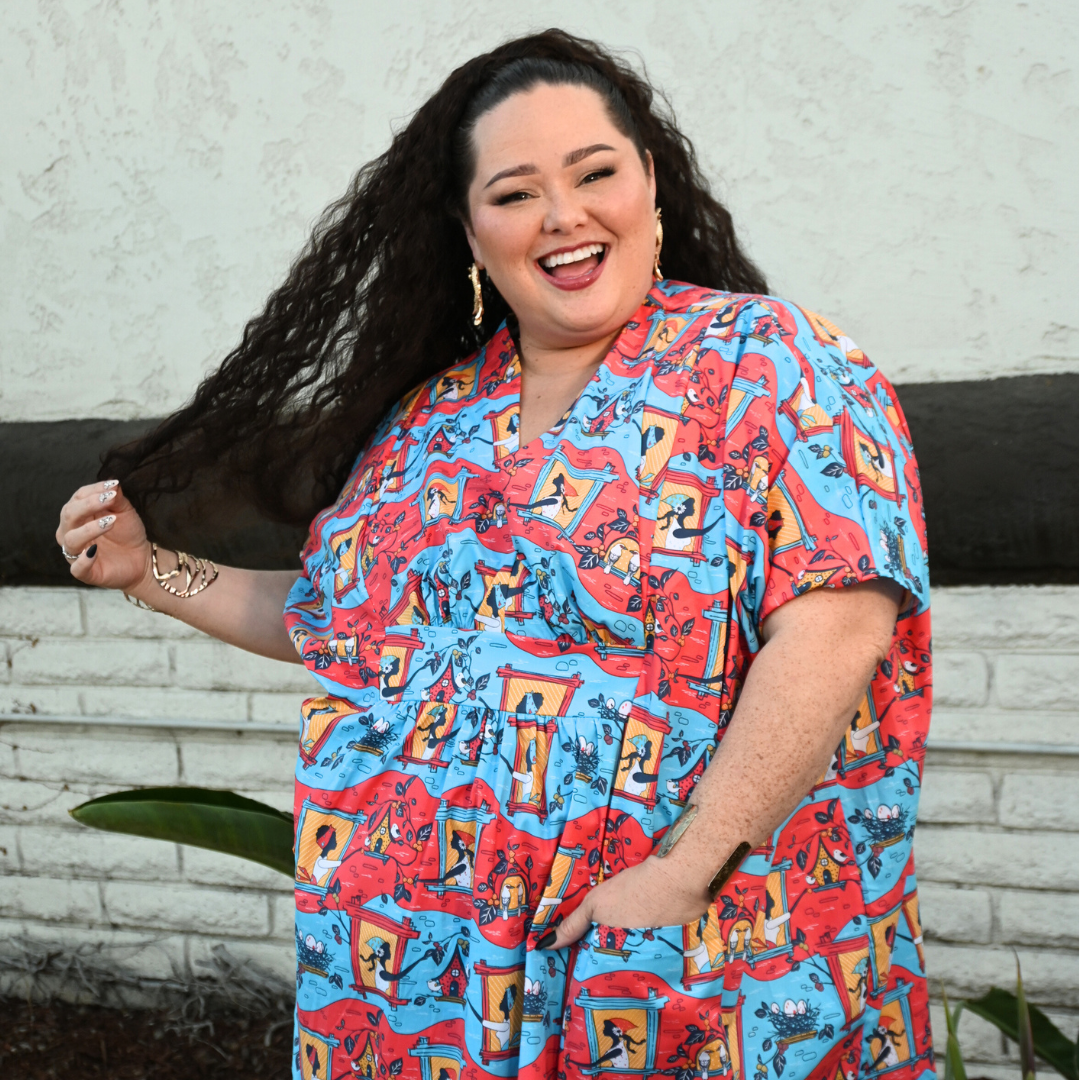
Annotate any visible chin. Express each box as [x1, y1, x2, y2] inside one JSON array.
[[538, 285, 638, 340]]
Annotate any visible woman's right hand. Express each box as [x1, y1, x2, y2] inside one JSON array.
[[56, 480, 151, 591]]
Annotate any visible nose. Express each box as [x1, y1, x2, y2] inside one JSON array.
[[542, 185, 589, 235]]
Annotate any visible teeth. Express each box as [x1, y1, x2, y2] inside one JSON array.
[[540, 243, 604, 269]]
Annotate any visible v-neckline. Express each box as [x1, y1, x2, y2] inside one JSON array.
[[500, 293, 658, 461]]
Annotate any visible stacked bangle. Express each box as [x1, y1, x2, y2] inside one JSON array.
[[150, 542, 219, 598]]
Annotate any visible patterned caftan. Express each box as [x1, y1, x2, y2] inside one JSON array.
[[283, 281, 934, 1080]]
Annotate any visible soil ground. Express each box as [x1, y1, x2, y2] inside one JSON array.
[[0, 999, 292, 1079]]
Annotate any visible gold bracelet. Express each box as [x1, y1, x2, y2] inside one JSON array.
[[123, 593, 160, 613], [150, 542, 219, 598], [654, 804, 751, 902]]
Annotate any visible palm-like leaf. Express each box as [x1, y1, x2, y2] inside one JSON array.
[[965, 987, 1079, 1080], [70, 787, 294, 877]]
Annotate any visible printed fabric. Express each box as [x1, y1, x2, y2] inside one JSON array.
[[283, 281, 934, 1080]]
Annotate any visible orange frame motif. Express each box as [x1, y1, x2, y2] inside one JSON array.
[[652, 469, 722, 563], [840, 412, 903, 504], [348, 908, 421, 1009], [473, 961, 525, 1064], [613, 704, 672, 809]]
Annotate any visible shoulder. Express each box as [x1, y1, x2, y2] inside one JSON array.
[[658, 282, 869, 367], [391, 325, 519, 434], [659, 281, 891, 399], [368, 337, 508, 450], [657, 282, 912, 452]]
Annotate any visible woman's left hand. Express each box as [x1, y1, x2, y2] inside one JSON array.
[[537, 855, 710, 950]]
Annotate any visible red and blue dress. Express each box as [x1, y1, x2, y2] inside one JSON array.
[[283, 281, 934, 1080]]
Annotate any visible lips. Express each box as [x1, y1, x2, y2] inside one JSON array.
[[536, 243, 608, 291]]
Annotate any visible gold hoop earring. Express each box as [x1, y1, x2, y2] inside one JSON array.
[[653, 208, 664, 282], [469, 262, 484, 326]]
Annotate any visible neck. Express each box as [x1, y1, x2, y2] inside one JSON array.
[[512, 324, 622, 447], [516, 326, 620, 380]]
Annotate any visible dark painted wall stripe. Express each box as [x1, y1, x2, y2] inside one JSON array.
[[897, 373, 1076, 585], [3, 373, 1076, 587]]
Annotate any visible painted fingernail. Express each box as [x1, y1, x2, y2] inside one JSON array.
[[535, 930, 557, 950], [98, 515, 115, 529], [86, 544, 98, 558], [99, 490, 116, 503], [103, 479, 119, 489]]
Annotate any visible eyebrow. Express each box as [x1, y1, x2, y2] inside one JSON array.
[[483, 143, 617, 189]]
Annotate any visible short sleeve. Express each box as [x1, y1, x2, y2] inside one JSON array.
[[719, 300, 929, 641]]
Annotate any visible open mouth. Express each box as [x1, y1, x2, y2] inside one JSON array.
[[537, 242, 607, 283]]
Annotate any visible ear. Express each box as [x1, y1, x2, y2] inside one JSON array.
[[644, 149, 657, 202], [462, 217, 484, 270]]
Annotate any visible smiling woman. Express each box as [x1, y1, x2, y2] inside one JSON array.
[[463, 80, 660, 443], [56, 28, 934, 1080]]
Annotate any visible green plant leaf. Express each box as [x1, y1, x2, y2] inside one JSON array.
[[1017, 955, 1037, 1080], [70, 787, 294, 877], [943, 983, 968, 1080], [966, 987, 1079, 1080]]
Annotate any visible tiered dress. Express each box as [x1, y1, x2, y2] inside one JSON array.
[[283, 281, 934, 1080]]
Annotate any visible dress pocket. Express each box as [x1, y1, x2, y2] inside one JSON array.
[[573, 921, 691, 982], [560, 919, 729, 1079], [573, 913, 729, 989]]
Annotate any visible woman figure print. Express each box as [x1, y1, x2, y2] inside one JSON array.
[[427, 483, 449, 521], [417, 704, 453, 760], [684, 913, 713, 973], [515, 473, 577, 520], [657, 493, 720, 552], [512, 736, 539, 805], [619, 734, 660, 799], [311, 824, 344, 888], [482, 985, 519, 1051], [361, 936, 441, 998], [493, 412, 520, 454]]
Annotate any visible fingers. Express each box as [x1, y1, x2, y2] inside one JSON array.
[[68, 539, 101, 582], [61, 513, 117, 559], [57, 479, 123, 541], [538, 896, 593, 951]]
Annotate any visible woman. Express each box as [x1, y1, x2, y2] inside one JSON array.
[[57, 30, 933, 1080]]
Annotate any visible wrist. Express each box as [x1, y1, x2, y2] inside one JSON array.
[[650, 845, 716, 905], [654, 802, 750, 902], [128, 542, 161, 599]]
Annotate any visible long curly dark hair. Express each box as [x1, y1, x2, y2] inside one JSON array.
[[102, 29, 766, 535]]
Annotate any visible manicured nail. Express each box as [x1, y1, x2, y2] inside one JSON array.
[[99, 490, 116, 503], [103, 479, 119, 489], [86, 544, 97, 558], [535, 930, 557, 950], [98, 515, 115, 529]]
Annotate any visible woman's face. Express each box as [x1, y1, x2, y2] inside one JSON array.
[[463, 82, 657, 351]]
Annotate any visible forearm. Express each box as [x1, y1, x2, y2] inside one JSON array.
[[662, 582, 900, 901], [127, 548, 303, 663]]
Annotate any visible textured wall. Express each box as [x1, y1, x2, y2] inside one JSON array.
[[2, 0, 1077, 423], [1, 584, 1077, 1071]]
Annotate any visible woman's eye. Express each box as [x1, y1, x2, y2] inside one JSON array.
[[582, 167, 615, 184], [495, 190, 532, 206]]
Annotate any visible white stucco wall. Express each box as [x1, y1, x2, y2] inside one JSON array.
[[2, 0, 1077, 423]]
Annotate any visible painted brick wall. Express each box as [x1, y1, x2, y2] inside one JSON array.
[[0, 584, 1076, 1070]]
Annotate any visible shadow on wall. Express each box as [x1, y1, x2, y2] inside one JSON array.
[[3, 373, 1076, 588]]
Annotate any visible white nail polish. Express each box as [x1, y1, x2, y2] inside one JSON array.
[[103, 479, 119, 489], [99, 490, 116, 503], [98, 515, 115, 529]]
